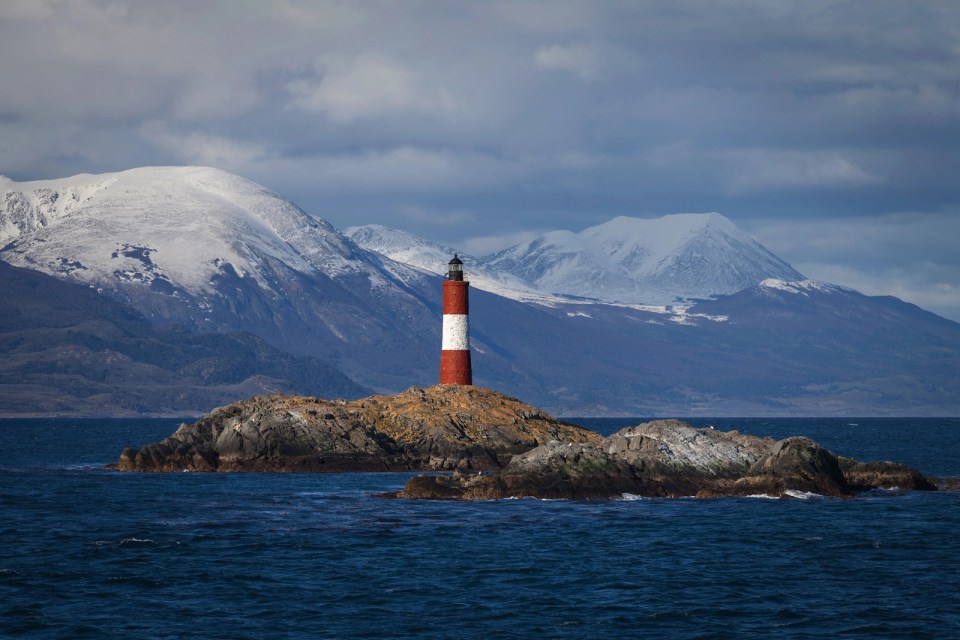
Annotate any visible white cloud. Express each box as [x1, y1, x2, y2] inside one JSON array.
[[534, 44, 603, 80], [794, 261, 960, 322], [533, 42, 642, 81], [140, 123, 267, 169], [0, 0, 56, 20], [268, 0, 371, 32], [300, 147, 509, 191], [460, 229, 545, 256], [395, 204, 476, 227], [723, 149, 881, 194], [747, 211, 960, 322], [497, 1, 598, 34], [287, 53, 456, 122]]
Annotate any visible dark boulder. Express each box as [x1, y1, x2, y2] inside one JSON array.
[[839, 457, 937, 492]]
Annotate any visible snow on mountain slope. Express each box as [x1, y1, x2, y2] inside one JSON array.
[[0, 167, 383, 294], [345, 224, 565, 304], [3, 168, 958, 416], [486, 213, 805, 304], [758, 278, 851, 296], [0, 167, 445, 389]]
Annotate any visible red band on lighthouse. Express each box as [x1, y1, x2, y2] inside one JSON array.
[[440, 256, 472, 385]]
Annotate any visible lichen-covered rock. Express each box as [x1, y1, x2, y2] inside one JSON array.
[[604, 419, 769, 476], [393, 420, 938, 500], [113, 385, 599, 472]]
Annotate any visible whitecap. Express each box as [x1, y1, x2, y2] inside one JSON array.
[[620, 493, 648, 501], [745, 493, 780, 499], [783, 489, 823, 500], [119, 537, 155, 545]]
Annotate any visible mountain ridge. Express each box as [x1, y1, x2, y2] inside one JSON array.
[[3, 166, 958, 416], [0, 166, 445, 392], [484, 212, 805, 304], [0, 260, 369, 416]]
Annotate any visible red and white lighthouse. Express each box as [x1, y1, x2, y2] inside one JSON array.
[[440, 254, 472, 385]]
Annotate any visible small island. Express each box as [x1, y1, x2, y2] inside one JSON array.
[[113, 385, 599, 473], [113, 385, 939, 500]]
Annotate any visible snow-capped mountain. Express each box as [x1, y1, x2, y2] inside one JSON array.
[[345, 224, 562, 304], [0, 167, 442, 389], [1, 167, 396, 294], [485, 213, 804, 304], [3, 166, 958, 416]]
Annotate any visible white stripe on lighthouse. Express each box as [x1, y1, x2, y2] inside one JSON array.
[[442, 314, 470, 351]]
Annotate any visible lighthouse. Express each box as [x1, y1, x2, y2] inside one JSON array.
[[440, 254, 473, 385]]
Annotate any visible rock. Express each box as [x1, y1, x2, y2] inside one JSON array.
[[734, 436, 850, 497], [111, 385, 599, 472], [604, 419, 769, 477], [839, 457, 937, 492], [113, 389, 939, 499], [392, 420, 938, 500]]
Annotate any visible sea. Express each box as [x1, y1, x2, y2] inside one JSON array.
[[1, 416, 958, 639]]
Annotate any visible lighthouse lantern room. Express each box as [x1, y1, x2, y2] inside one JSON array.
[[440, 254, 473, 385]]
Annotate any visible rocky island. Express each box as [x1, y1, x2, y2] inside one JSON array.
[[114, 385, 938, 500], [394, 419, 936, 500], [113, 385, 599, 472]]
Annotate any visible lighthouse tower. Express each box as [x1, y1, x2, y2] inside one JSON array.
[[440, 254, 473, 385]]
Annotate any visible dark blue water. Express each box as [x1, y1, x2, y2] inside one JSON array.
[[1, 417, 958, 639]]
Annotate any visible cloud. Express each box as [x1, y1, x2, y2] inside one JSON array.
[[459, 230, 545, 256], [0, 0, 56, 20], [2, 1, 959, 318], [140, 123, 267, 169], [298, 147, 519, 192], [723, 150, 882, 194], [287, 53, 456, 122], [395, 204, 476, 227], [496, 1, 599, 34], [747, 211, 960, 321], [795, 261, 960, 323], [268, 0, 371, 32], [139, 138, 525, 196], [534, 44, 603, 80]]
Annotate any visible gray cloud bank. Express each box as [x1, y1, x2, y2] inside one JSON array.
[[1, 0, 958, 320]]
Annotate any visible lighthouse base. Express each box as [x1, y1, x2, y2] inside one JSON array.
[[440, 349, 472, 385]]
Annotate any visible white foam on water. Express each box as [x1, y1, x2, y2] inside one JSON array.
[[620, 493, 649, 501], [783, 489, 823, 500], [745, 493, 780, 499]]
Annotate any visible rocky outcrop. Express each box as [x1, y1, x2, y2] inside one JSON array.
[[838, 457, 938, 492], [394, 419, 938, 500], [113, 390, 940, 499], [112, 385, 599, 472]]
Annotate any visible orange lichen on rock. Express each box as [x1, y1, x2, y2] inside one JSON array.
[[113, 385, 598, 473]]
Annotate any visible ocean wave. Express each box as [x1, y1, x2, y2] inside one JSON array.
[[783, 489, 824, 500]]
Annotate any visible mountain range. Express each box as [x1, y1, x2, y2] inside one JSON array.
[[2, 166, 958, 416]]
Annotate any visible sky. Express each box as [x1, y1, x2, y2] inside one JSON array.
[[1, 0, 959, 321]]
